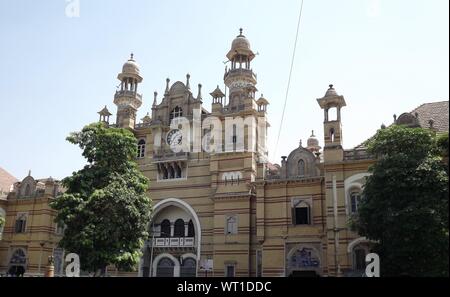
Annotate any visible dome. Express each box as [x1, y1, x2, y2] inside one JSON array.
[[307, 130, 321, 151], [324, 84, 338, 97], [226, 28, 254, 60], [231, 31, 251, 52], [122, 53, 140, 75]]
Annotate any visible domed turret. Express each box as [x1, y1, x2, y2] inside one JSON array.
[[226, 28, 255, 61], [307, 130, 321, 152]]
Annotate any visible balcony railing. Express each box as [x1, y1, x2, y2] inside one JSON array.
[[114, 90, 142, 101], [150, 237, 195, 248]]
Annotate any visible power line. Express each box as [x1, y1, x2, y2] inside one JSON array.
[[272, 0, 305, 161]]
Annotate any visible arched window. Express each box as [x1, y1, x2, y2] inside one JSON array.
[[9, 248, 27, 265], [137, 139, 146, 159], [174, 219, 185, 237], [292, 201, 311, 225], [160, 219, 171, 238], [156, 257, 175, 277], [15, 213, 27, 233], [187, 220, 195, 237], [329, 128, 335, 143], [180, 257, 196, 277], [350, 191, 361, 214], [170, 106, 183, 120], [298, 159, 305, 176], [24, 184, 31, 196], [226, 215, 237, 235]]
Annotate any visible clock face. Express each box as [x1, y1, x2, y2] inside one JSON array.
[[166, 129, 183, 147]]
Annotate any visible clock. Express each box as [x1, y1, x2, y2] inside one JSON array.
[[166, 129, 183, 146]]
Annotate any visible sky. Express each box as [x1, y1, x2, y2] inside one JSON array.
[[0, 0, 448, 180]]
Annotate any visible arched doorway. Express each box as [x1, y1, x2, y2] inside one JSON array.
[[286, 245, 322, 277], [180, 257, 196, 277], [8, 248, 27, 277], [156, 257, 175, 277]]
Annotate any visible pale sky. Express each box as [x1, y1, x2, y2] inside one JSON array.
[[0, 0, 448, 180]]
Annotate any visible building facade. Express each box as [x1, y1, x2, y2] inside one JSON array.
[[0, 29, 447, 277]]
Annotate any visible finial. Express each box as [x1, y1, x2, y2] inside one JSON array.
[[28, 170, 31, 176], [429, 119, 434, 129], [153, 91, 158, 106], [165, 78, 170, 94], [130, 53, 134, 60], [239, 28, 243, 36], [186, 73, 191, 89], [393, 114, 397, 122], [311, 130, 315, 136], [329, 84, 333, 89], [381, 123, 386, 129], [299, 139, 302, 147], [197, 83, 202, 100]]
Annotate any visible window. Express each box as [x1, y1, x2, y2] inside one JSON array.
[[180, 257, 196, 277], [298, 159, 305, 176], [15, 213, 27, 233], [226, 215, 237, 235], [350, 191, 361, 213], [24, 184, 31, 196], [170, 106, 183, 120], [329, 128, 335, 142], [137, 139, 146, 159], [156, 257, 175, 277], [174, 219, 185, 237], [160, 219, 171, 237], [225, 264, 235, 277], [187, 220, 195, 237], [292, 201, 311, 225], [56, 223, 65, 235], [350, 191, 361, 214]]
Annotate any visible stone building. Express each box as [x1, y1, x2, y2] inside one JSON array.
[[0, 172, 65, 276], [0, 29, 447, 277]]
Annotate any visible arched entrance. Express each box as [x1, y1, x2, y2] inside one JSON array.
[[8, 248, 27, 277], [156, 257, 175, 277], [286, 245, 322, 277], [180, 257, 196, 277], [140, 198, 201, 277]]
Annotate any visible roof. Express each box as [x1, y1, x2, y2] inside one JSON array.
[[0, 167, 18, 194], [353, 100, 449, 149], [411, 101, 449, 132]]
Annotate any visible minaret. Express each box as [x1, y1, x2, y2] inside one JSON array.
[[224, 28, 258, 111], [114, 53, 143, 129], [316, 84, 346, 162]]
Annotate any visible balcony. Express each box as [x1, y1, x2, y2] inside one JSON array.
[[151, 237, 195, 248], [114, 90, 142, 101]]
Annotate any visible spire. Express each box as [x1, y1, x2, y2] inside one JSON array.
[[186, 73, 191, 90], [197, 83, 202, 100], [153, 91, 158, 107], [28, 170, 31, 176], [165, 78, 170, 94]]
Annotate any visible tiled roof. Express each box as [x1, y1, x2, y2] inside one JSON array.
[[353, 100, 449, 149], [411, 101, 449, 132], [0, 167, 18, 194]]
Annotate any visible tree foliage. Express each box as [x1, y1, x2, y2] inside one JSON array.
[[352, 125, 449, 277], [50, 122, 151, 274], [0, 216, 5, 228]]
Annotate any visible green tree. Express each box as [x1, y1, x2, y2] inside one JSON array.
[[0, 216, 5, 229], [50, 122, 151, 275], [352, 125, 449, 277]]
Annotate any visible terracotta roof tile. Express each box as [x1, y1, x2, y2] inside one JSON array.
[[0, 167, 18, 194], [411, 101, 449, 132]]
